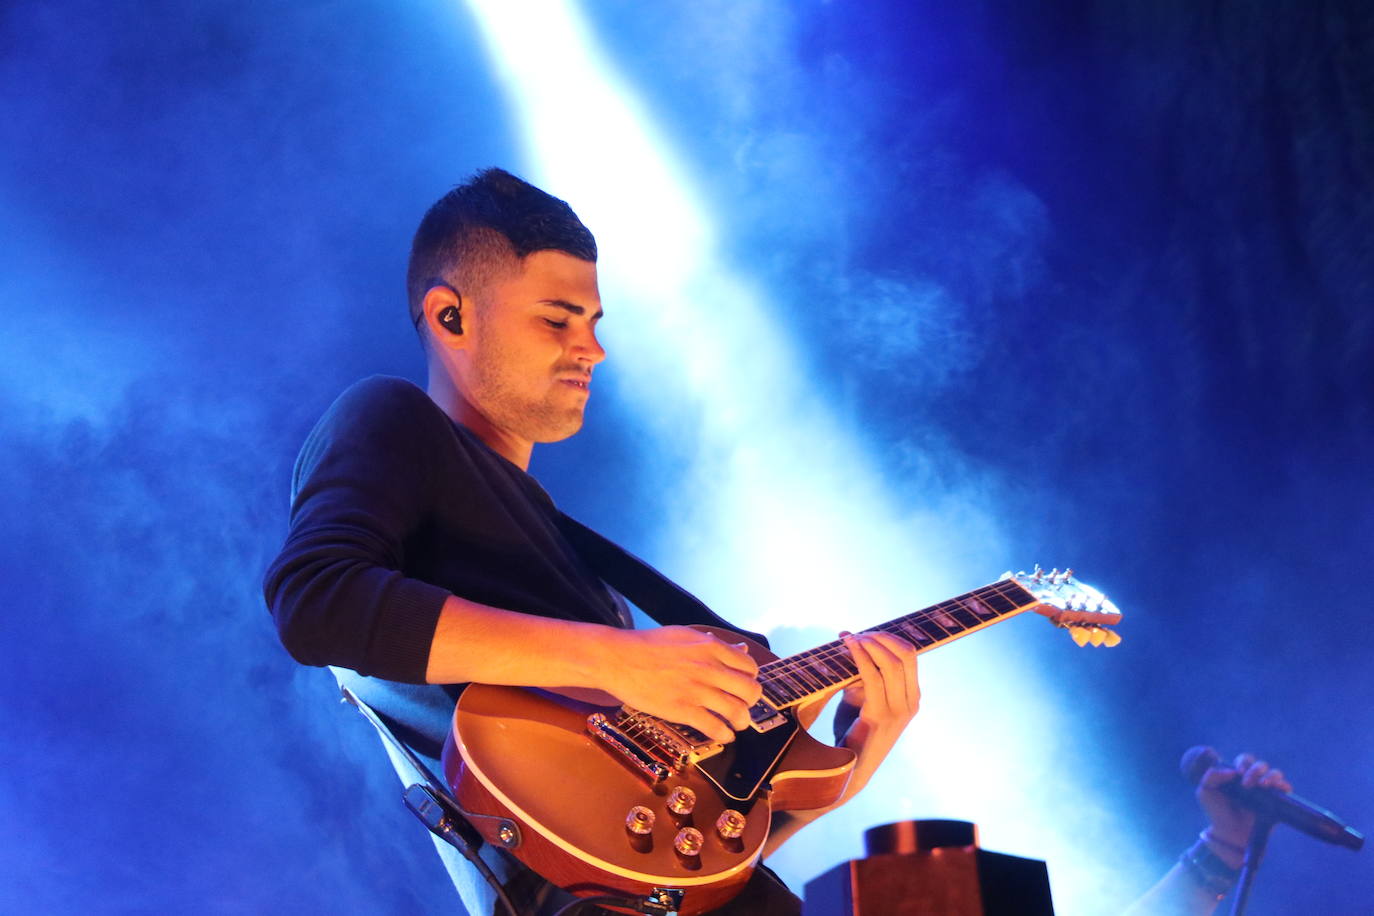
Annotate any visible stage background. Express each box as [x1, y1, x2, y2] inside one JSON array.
[[3, 1, 1370, 913]]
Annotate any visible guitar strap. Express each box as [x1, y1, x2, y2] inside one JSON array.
[[555, 512, 770, 649]]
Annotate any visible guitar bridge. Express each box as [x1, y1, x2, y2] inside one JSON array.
[[586, 713, 672, 784]]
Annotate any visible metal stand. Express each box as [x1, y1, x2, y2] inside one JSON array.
[[1228, 818, 1274, 916]]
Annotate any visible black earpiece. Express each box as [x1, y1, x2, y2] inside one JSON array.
[[438, 305, 463, 335]]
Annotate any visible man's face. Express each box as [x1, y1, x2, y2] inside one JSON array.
[[456, 249, 605, 449]]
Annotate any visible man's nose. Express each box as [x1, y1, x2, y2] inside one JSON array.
[[573, 326, 606, 365]]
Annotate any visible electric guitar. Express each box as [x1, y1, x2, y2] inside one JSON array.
[[442, 567, 1121, 915]]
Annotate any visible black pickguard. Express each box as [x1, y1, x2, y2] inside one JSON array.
[[694, 713, 800, 812]]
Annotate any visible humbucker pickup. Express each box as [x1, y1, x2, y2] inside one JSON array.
[[748, 699, 786, 732]]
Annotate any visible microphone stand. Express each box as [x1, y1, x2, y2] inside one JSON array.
[[1229, 817, 1274, 916]]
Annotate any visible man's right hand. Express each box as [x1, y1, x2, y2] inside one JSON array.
[[596, 626, 763, 744], [1196, 751, 1291, 867], [425, 600, 761, 743]]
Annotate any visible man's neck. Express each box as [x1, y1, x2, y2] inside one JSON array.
[[426, 364, 533, 471]]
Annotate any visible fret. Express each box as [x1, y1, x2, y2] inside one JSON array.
[[911, 614, 952, 642], [766, 677, 800, 704], [942, 600, 983, 630], [889, 618, 934, 646], [986, 582, 1033, 612], [928, 604, 962, 631], [794, 648, 849, 688], [817, 647, 859, 679], [784, 658, 829, 692], [824, 650, 857, 681], [761, 682, 789, 707], [807, 649, 846, 682], [893, 611, 958, 645], [958, 592, 999, 619], [766, 667, 808, 702], [784, 657, 820, 686], [798, 654, 843, 689]]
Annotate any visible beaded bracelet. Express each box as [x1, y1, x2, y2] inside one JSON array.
[[1179, 838, 1240, 899]]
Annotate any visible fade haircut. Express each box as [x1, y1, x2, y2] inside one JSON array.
[[406, 168, 597, 333]]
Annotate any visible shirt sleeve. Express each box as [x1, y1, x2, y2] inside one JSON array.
[[262, 377, 453, 683]]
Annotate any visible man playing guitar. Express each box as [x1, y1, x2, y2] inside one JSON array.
[[264, 168, 921, 915]]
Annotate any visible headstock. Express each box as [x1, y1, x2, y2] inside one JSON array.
[[1004, 565, 1123, 647]]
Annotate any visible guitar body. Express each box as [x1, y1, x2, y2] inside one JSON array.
[[443, 628, 856, 915]]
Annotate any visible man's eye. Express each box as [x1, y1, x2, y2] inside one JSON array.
[[542, 318, 568, 330]]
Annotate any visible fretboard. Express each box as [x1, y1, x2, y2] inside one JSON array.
[[757, 579, 1038, 708]]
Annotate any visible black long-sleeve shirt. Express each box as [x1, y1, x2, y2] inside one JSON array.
[[263, 375, 629, 685]]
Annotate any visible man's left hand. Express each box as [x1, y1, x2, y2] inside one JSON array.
[[826, 629, 921, 810], [760, 630, 921, 856]]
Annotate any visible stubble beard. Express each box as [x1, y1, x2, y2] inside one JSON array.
[[470, 344, 586, 445]]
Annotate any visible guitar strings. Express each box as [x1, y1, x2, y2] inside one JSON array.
[[758, 581, 1021, 668], [620, 580, 1111, 749], [648, 577, 1098, 709], [755, 579, 1108, 704]]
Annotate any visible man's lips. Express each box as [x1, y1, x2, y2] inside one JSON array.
[[558, 376, 591, 392]]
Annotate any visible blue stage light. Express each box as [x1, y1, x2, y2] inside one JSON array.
[[462, 1, 1150, 909]]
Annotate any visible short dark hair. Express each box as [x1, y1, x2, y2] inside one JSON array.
[[406, 168, 597, 330]]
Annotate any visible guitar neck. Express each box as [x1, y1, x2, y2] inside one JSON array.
[[758, 579, 1039, 709]]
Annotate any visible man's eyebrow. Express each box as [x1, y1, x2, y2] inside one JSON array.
[[538, 299, 604, 321]]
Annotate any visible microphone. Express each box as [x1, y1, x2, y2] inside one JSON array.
[[1180, 746, 1364, 851]]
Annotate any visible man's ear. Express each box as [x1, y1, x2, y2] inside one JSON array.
[[421, 283, 465, 344]]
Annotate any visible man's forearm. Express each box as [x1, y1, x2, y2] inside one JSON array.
[[424, 596, 763, 743], [424, 594, 621, 688], [1121, 863, 1223, 916]]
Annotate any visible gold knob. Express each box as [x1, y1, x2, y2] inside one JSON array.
[[667, 786, 697, 815], [674, 827, 704, 856], [626, 805, 655, 835], [715, 809, 746, 840]]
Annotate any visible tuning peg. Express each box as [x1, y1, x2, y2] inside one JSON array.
[[1089, 628, 1106, 647], [1069, 626, 1090, 646], [1103, 630, 1122, 647], [1064, 568, 1074, 580], [1031, 565, 1044, 582]]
